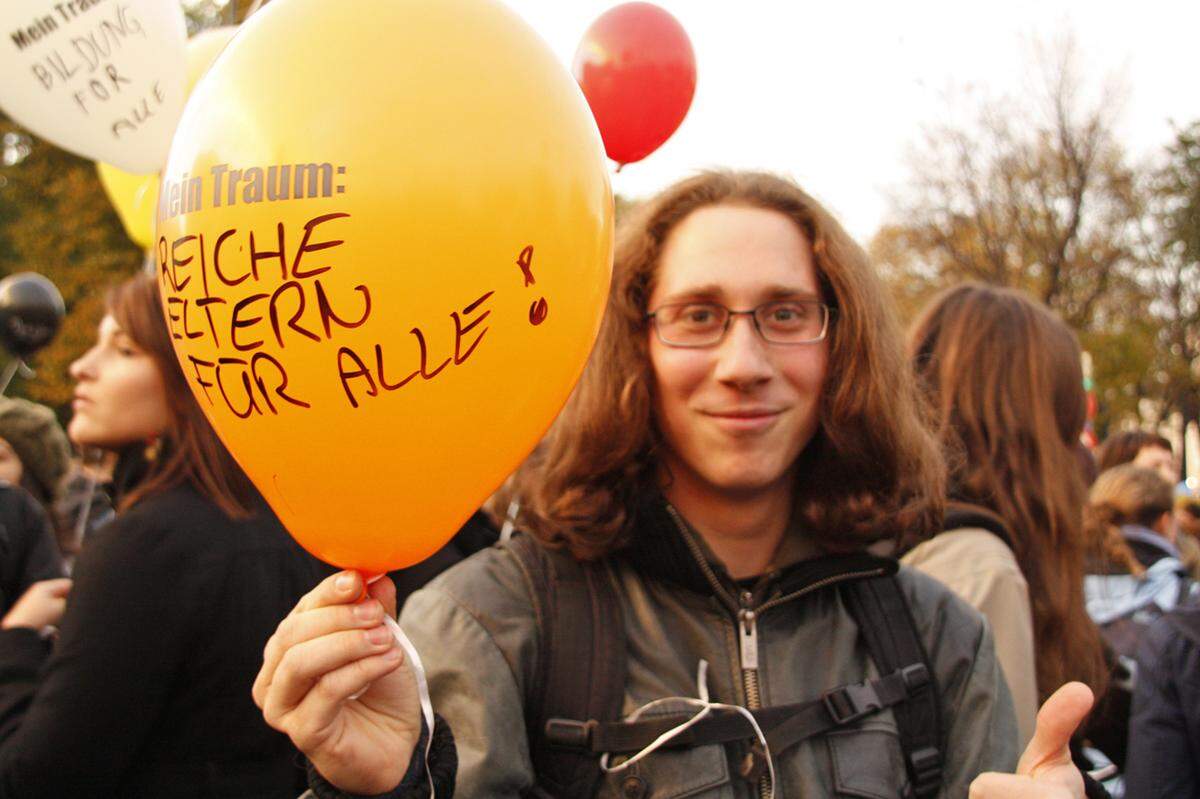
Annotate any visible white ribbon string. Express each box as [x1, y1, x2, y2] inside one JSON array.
[[383, 615, 437, 799], [357, 575, 437, 799], [599, 660, 776, 799]]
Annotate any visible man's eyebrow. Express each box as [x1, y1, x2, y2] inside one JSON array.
[[657, 284, 822, 303]]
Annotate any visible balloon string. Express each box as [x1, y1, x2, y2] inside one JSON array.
[[599, 660, 776, 798], [360, 574, 437, 798], [383, 615, 437, 798]]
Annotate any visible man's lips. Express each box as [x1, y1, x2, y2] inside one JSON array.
[[702, 408, 784, 432], [704, 408, 783, 418]]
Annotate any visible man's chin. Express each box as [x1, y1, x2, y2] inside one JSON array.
[[706, 468, 790, 498]]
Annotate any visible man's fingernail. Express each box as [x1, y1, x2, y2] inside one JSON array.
[[335, 573, 356, 593]]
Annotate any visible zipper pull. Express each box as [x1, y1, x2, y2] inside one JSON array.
[[738, 608, 759, 671]]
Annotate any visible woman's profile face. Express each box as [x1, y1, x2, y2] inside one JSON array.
[[647, 204, 829, 499], [68, 315, 170, 450]]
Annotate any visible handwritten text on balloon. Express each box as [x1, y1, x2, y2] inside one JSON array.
[[156, 162, 549, 420]]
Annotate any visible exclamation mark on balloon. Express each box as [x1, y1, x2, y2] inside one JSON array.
[[517, 245, 548, 326]]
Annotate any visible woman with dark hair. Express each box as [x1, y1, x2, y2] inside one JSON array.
[[0, 273, 330, 798], [902, 284, 1111, 749], [253, 172, 1100, 799]]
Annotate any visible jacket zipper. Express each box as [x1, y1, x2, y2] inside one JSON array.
[[665, 504, 889, 799]]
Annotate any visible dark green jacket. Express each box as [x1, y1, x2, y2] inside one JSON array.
[[400, 501, 1018, 798]]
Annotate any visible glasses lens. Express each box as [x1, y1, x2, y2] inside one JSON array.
[[756, 301, 826, 343], [656, 303, 727, 346]]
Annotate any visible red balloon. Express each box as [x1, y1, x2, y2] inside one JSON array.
[[573, 2, 696, 167]]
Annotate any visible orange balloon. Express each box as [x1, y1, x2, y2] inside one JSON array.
[[155, 0, 613, 572]]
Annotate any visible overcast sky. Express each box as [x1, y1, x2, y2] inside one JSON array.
[[503, 0, 1199, 241]]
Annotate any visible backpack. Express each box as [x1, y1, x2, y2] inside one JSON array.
[[504, 533, 944, 799]]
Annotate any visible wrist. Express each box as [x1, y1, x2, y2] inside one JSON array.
[[305, 759, 407, 799]]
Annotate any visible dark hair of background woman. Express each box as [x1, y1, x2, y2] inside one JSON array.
[[909, 282, 1109, 702]]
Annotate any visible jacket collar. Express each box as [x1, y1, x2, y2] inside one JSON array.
[[1121, 524, 1180, 565], [620, 494, 897, 604]]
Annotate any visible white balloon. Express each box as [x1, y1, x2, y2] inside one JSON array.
[[0, 0, 187, 174]]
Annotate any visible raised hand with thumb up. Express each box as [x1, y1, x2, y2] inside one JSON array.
[[969, 682, 1095, 798]]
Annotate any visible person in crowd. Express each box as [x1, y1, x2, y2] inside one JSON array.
[[1096, 432, 1177, 485], [253, 171, 1113, 799], [1124, 597, 1200, 798], [1096, 431, 1200, 578], [0, 397, 71, 517], [51, 449, 118, 566], [0, 395, 104, 563], [901, 283, 1110, 749], [0, 482, 63, 618], [0, 396, 69, 614], [1080, 464, 1193, 768], [0, 273, 333, 798]]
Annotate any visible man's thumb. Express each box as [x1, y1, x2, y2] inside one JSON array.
[[1017, 681, 1094, 775]]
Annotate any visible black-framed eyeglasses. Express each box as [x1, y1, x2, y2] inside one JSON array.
[[646, 300, 833, 348]]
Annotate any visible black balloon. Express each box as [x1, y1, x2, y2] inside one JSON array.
[[0, 273, 65, 359]]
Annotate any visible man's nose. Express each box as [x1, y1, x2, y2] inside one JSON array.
[[713, 315, 772, 386]]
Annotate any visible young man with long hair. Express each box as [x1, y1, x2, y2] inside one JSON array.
[[254, 173, 1100, 799]]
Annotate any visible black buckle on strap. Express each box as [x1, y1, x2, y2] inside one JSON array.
[[544, 718, 595, 750], [822, 680, 883, 725], [900, 663, 930, 691], [909, 746, 943, 796]]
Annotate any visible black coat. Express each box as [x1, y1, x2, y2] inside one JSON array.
[[0, 483, 331, 798], [1124, 601, 1200, 798], [0, 484, 64, 615]]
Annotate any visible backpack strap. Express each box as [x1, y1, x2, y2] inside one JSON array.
[[506, 534, 626, 799], [842, 575, 944, 799], [544, 661, 932, 756], [944, 500, 1014, 549]]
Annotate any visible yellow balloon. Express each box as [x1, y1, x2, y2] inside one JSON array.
[[185, 27, 237, 92], [96, 26, 238, 249], [156, 0, 613, 573], [97, 162, 159, 249]]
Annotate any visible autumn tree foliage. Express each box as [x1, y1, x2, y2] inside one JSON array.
[[1145, 122, 1200, 430], [0, 111, 143, 414], [870, 40, 1182, 433]]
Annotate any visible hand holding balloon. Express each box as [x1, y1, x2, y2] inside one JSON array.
[[254, 572, 421, 795]]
